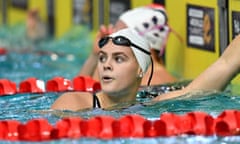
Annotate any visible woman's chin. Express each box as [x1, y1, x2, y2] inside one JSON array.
[[101, 86, 123, 95]]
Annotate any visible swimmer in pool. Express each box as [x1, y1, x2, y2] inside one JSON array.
[[26, 8, 48, 43], [79, 3, 177, 86], [52, 28, 240, 111]]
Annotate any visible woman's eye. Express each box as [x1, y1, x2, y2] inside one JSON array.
[[98, 55, 107, 63], [115, 56, 125, 63]]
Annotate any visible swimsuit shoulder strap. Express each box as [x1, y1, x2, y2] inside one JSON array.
[[93, 93, 101, 108]]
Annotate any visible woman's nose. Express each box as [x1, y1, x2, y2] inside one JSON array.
[[103, 59, 113, 71]]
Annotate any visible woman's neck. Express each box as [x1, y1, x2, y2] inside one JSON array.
[[98, 86, 139, 108]]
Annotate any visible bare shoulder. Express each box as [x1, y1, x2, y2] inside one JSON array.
[[51, 91, 93, 111]]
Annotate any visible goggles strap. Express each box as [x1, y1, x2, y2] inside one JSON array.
[[147, 57, 153, 86]]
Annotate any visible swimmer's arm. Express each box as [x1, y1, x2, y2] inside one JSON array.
[[78, 25, 113, 77], [153, 59, 233, 101], [154, 34, 240, 101], [184, 34, 240, 91], [51, 92, 91, 111], [79, 53, 98, 76]]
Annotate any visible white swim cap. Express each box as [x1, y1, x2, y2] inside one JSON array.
[[119, 4, 169, 52], [110, 28, 151, 73]]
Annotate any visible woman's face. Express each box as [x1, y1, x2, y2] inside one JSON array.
[[97, 40, 140, 96]]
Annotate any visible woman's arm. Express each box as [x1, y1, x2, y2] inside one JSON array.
[[79, 53, 99, 76], [154, 34, 240, 101]]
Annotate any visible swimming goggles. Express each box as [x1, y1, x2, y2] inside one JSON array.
[[98, 36, 151, 55]]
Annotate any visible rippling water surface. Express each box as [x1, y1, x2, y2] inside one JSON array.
[[1, 88, 240, 143]]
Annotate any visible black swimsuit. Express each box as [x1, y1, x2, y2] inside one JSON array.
[[93, 93, 101, 108], [92, 93, 146, 110]]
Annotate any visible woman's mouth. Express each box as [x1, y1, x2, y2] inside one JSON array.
[[102, 75, 114, 83]]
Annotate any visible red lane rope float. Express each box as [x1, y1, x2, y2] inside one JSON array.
[[215, 110, 240, 136], [0, 76, 101, 96], [46, 76, 72, 92], [19, 77, 45, 93], [113, 114, 146, 138], [0, 47, 7, 55], [51, 117, 83, 139], [80, 115, 115, 139], [18, 119, 53, 141], [0, 110, 240, 141], [0, 120, 20, 141], [73, 76, 101, 92], [0, 79, 17, 96]]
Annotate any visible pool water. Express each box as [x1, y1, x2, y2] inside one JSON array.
[[1, 24, 240, 143]]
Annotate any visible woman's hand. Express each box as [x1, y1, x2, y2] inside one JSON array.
[[92, 24, 114, 55]]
